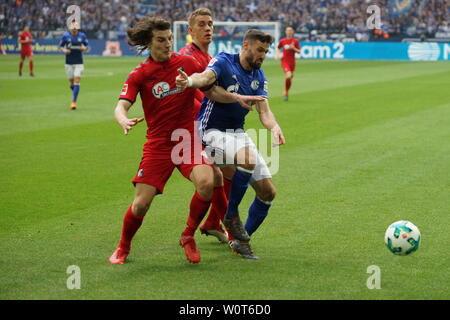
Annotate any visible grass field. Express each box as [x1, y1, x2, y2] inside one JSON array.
[[1, 55, 450, 300]]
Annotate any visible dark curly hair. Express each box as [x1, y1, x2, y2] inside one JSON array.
[[127, 16, 171, 54]]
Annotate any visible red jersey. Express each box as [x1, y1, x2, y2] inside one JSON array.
[[179, 42, 212, 118], [19, 32, 33, 52], [119, 52, 203, 143], [278, 37, 300, 63]]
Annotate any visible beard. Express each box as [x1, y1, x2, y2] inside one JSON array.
[[246, 53, 263, 69]]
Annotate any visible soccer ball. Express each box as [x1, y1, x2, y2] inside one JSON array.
[[384, 220, 421, 255]]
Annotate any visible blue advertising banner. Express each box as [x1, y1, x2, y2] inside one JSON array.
[[3, 38, 450, 61]]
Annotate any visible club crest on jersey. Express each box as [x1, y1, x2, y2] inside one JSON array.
[[251, 80, 259, 91], [152, 82, 181, 99]]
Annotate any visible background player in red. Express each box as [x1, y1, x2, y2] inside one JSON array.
[[179, 8, 232, 244], [277, 26, 300, 101], [18, 25, 34, 77], [109, 16, 261, 265]]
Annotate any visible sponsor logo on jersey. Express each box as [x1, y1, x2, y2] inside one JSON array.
[[226, 75, 240, 93], [137, 169, 144, 177], [152, 82, 182, 99]]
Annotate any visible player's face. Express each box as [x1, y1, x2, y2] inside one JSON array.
[[285, 27, 294, 38], [189, 15, 213, 45], [24, 26, 30, 33], [149, 29, 173, 62], [245, 40, 270, 69]]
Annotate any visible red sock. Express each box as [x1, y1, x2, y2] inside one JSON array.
[[183, 192, 211, 237], [204, 186, 229, 226], [285, 78, 292, 92], [29, 61, 33, 73], [118, 205, 145, 252], [19, 61, 23, 72]]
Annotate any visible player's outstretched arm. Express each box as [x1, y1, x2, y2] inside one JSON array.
[[256, 99, 286, 146], [114, 99, 144, 135], [176, 69, 216, 91], [204, 85, 264, 111]]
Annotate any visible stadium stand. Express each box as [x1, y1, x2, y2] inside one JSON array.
[[0, 0, 448, 41]]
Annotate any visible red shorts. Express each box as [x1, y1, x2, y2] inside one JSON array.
[[20, 49, 33, 59], [131, 138, 210, 194], [281, 59, 295, 73]]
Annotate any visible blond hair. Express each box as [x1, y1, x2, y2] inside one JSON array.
[[188, 8, 213, 27]]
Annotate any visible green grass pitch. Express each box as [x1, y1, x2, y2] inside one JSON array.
[[1, 55, 449, 300]]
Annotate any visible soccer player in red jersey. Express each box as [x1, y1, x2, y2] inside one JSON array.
[[109, 16, 261, 264], [18, 25, 34, 77], [179, 8, 232, 244], [277, 26, 300, 101]]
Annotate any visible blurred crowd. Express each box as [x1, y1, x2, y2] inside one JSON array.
[[0, 0, 448, 40]]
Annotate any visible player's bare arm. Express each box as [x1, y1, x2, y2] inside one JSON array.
[[204, 85, 264, 111], [176, 68, 216, 91], [59, 47, 71, 54], [289, 43, 300, 53], [114, 99, 144, 135], [255, 99, 286, 146]]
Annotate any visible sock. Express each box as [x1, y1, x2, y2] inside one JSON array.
[[225, 167, 253, 218], [204, 186, 228, 226], [19, 61, 23, 73], [183, 192, 212, 237], [72, 84, 80, 102], [29, 61, 33, 73], [245, 197, 271, 236], [118, 205, 145, 252], [285, 78, 291, 93]]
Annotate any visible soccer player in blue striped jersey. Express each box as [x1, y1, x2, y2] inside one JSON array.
[[59, 22, 89, 110], [176, 29, 286, 259]]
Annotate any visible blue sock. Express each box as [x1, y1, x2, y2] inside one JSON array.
[[226, 167, 254, 218], [245, 197, 271, 236], [72, 84, 80, 102]]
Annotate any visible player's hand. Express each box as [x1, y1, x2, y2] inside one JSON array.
[[80, 45, 87, 52], [271, 124, 286, 147], [119, 117, 144, 135], [234, 94, 265, 111], [64, 49, 71, 55], [176, 68, 189, 91]]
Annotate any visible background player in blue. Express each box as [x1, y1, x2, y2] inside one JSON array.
[[176, 29, 286, 259], [59, 22, 89, 110]]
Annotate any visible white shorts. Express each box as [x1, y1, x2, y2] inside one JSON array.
[[65, 64, 84, 79], [202, 129, 272, 183]]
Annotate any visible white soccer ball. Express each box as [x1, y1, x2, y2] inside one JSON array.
[[384, 220, 421, 255]]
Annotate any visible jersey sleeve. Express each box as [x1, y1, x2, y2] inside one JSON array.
[[277, 40, 283, 49], [256, 71, 269, 98], [59, 35, 67, 48], [294, 39, 300, 49], [82, 34, 89, 47], [206, 53, 228, 81], [118, 67, 142, 104]]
